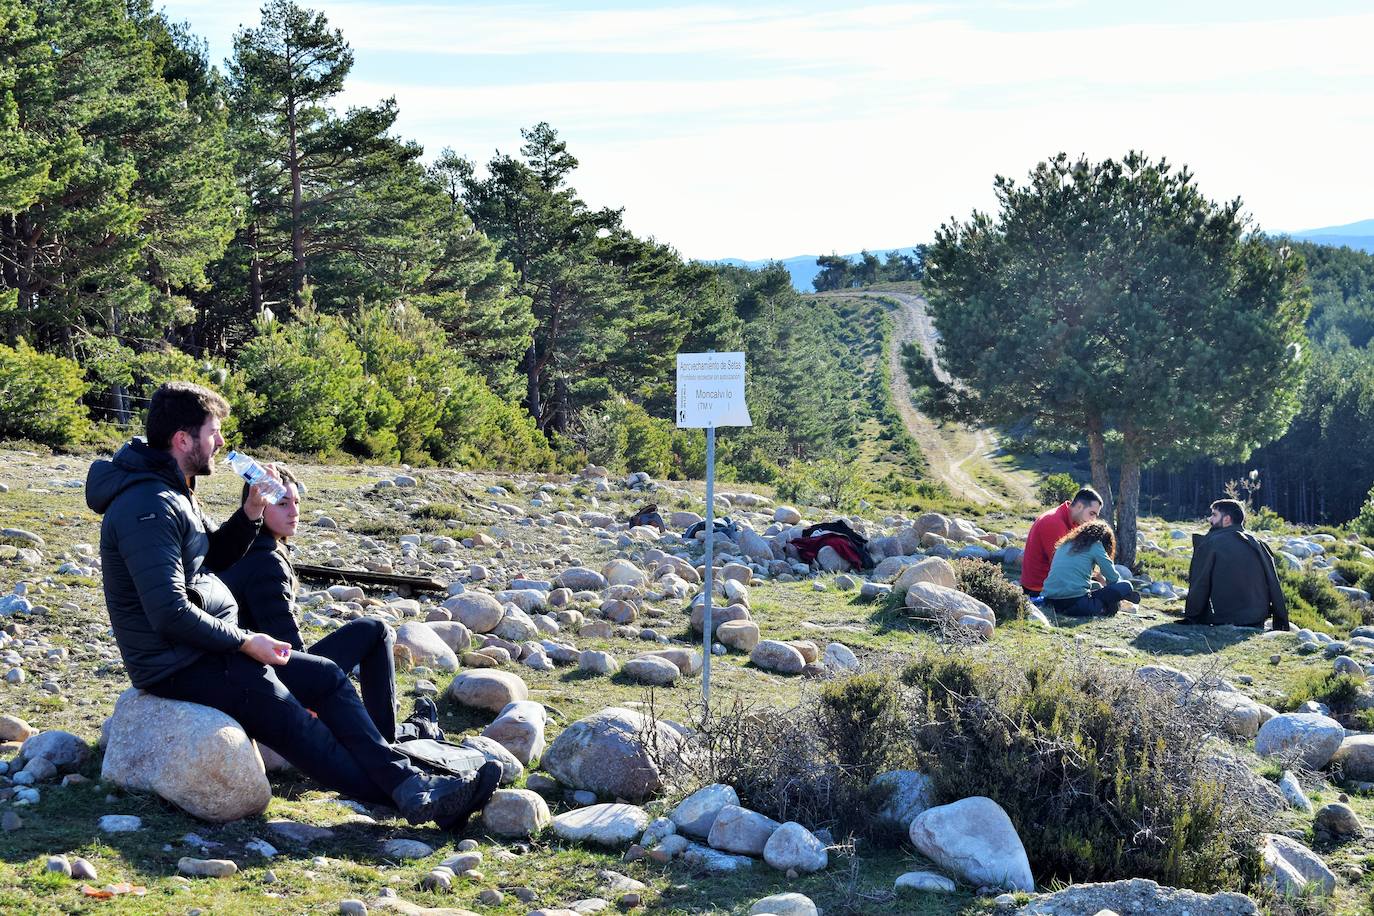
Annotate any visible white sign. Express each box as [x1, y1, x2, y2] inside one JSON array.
[[676, 352, 751, 428]]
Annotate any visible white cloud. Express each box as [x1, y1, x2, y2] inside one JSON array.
[[161, 0, 1374, 257]]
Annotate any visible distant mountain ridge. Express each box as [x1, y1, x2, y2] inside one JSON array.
[[1287, 218, 1374, 255], [715, 222, 1374, 291], [711, 247, 921, 292]]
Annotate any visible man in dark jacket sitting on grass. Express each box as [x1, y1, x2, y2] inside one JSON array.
[[1182, 499, 1289, 631], [85, 381, 497, 826]]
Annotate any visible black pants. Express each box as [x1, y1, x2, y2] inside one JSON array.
[[146, 651, 415, 806], [305, 618, 396, 740], [1048, 581, 1134, 617]]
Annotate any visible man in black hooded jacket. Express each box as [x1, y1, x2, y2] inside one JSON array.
[[86, 381, 497, 826], [1182, 499, 1289, 630]]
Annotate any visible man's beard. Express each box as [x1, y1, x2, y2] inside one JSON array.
[[186, 442, 214, 477], [1209, 520, 1223, 530]]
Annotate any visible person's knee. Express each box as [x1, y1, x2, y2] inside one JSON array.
[[360, 617, 393, 646]]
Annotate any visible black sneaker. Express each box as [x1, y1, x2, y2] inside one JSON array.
[[435, 762, 502, 835], [392, 762, 501, 827]]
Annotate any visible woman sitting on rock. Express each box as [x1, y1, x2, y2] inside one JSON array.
[[1040, 521, 1142, 617], [218, 465, 399, 739]]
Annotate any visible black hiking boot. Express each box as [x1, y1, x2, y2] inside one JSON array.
[[403, 697, 442, 740], [392, 761, 501, 827]]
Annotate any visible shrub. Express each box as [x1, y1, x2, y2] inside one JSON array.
[[236, 308, 392, 456], [0, 340, 90, 445], [815, 673, 910, 783], [774, 457, 866, 511], [1281, 671, 1364, 716], [1279, 570, 1361, 634], [898, 653, 1266, 892], [954, 558, 1026, 622], [1037, 472, 1079, 507], [1334, 559, 1374, 588]]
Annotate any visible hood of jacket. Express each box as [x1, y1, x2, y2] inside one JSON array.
[[85, 438, 190, 515]]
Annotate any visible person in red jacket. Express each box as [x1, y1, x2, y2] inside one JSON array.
[[1021, 487, 1103, 597]]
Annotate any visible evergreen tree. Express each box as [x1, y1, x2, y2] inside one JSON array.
[[926, 152, 1309, 564], [0, 0, 239, 419]]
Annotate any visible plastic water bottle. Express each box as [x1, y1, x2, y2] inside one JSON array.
[[225, 450, 287, 504]]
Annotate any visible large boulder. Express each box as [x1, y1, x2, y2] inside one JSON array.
[[1017, 878, 1259, 915], [903, 582, 995, 626], [739, 530, 774, 564], [908, 796, 1033, 892], [690, 601, 751, 636], [1260, 834, 1335, 897], [459, 735, 524, 784], [749, 892, 816, 916], [893, 557, 957, 594], [447, 670, 529, 714], [751, 640, 806, 675], [427, 621, 473, 653], [443, 592, 505, 633], [763, 822, 827, 873], [708, 805, 781, 856], [541, 707, 684, 802], [558, 567, 609, 592], [1331, 735, 1374, 780], [19, 730, 89, 772], [552, 803, 650, 846], [870, 770, 934, 832], [717, 620, 760, 652], [1254, 713, 1345, 769], [1200, 690, 1271, 740], [669, 783, 739, 837], [623, 655, 681, 686], [100, 689, 270, 823], [602, 559, 647, 590], [481, 789, 551, 838], [481, 700, 547, 765], [395, 622, 458, 671]]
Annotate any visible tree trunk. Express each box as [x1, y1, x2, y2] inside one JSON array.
[[1117, 436, 1143, 569], [1085, 415, 1115, 526], [523, 343, 542, 423], [249, 221, 264, 318], [287, 86, 305, 313]]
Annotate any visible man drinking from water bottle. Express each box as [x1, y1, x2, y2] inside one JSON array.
[[84, 381, 497, 827]]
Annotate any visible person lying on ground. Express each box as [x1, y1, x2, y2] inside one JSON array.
[[1020, 487, 1103, 597], [1181, 499, 1289, 630], [85, 381, 498, 828], [218, 464, 398, 740], [1040, 521, 1142, 617]]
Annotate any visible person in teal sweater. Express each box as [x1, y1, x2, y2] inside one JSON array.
[[1041, 521, 1142, 617]]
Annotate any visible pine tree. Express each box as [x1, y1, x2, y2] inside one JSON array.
[[925, 152, 1309, 564]]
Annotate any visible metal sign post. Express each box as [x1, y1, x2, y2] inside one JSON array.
[[701, 424, 716, 708], [676, 352, 751, 714]]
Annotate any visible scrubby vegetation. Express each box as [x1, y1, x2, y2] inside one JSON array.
[[673, 651, 1266, 894], [953, 558, 1026, 622]]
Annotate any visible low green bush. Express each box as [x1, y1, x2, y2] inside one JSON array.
[[898, 654, 1265, 892], [1037, 472, 1078, 507], [1279, 570, 1361, 634], [954, 558, 1026, 622], [0, 340, 90, 446], [1281, 670, 1364, 715]]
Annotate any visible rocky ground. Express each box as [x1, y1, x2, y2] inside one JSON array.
[[3, 446, 1374, 915]]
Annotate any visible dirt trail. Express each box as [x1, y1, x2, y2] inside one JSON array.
[[828, 289, 1037, 506]]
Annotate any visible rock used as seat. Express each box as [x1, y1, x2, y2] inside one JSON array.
[[101, 688, 270, 823]]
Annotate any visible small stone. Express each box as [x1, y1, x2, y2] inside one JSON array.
[[479, 888, 504, 905], [177, 857, 238, 878], [339, 900, 368, 915], [46, 855, 71, 877], [71, 858, 97, 880], [98, 814, 142, 833], [2, 811, 22, 832], [381, 838, 434, 860]]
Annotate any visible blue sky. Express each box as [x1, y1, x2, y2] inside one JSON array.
[[161, 0, 1374, 259]]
